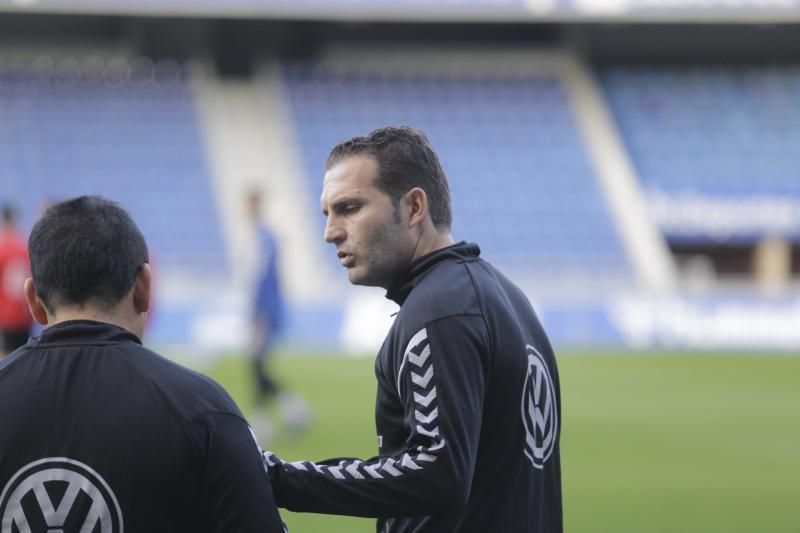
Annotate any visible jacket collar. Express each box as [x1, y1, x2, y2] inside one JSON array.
[[31, 320, 142, 347], [385, 241, 481, 306]]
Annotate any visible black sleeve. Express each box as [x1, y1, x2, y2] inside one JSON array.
[[268, 315, 489, 518], [199, 412, 286, 532]]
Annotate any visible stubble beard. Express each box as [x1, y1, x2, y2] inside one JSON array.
[[348, 217, 409, 289]]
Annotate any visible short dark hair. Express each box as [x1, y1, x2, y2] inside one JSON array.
[[28, 196, 149, 313], [326, 126, 453, 230]]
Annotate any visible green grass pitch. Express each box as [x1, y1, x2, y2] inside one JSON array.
[[203, 351, 800, 533]]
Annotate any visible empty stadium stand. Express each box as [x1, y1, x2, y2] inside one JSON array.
[[0, 56, 227, 277]]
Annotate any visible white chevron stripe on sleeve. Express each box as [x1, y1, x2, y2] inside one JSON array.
[[345, 462, 366, 479], [400, 454, 423, 470], [408, 345, 431, 367], [274, 320, 449, 484], [427, 440, 446, 452], [381, 458, 403, 477], [279, 441, 447, 482], [263, 451, 280, 467], [397, 328, 429, 397], [413, 387, 437, 408], [406, 328, 429, 352], [362, 463, 384, 479], [328, 466, 346, 479], [414, 407, 438, 425], [411, 366, 434, 388], [416, 425, 440, 438]]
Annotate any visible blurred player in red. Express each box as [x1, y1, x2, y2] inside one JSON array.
[[0, 204, 33, 356]]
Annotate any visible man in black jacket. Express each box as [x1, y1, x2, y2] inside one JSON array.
[[0, 196, 285, 533], [267, 126, 563, 532]]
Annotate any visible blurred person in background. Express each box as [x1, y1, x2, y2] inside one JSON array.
[[0, 196, 285, 533], [246, 189, 310, 442], [266, 126, 562, 532], [0, 204, 32, 357]]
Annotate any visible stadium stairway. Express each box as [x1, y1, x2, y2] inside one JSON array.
[[189, 62, 344, 351], [191, 63, 329, 301], [560, 57, 676, 292]]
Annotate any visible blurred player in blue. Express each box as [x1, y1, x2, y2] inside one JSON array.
[[247, 190, 310, 439], [248, 189, 285, 404]]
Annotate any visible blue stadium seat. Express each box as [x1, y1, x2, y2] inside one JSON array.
[[601, 66, 800, 198]]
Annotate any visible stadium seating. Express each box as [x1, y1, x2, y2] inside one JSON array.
[[600, 66, 800, 197], [282, 64, 632, 280], [0, 56, 227, 277]]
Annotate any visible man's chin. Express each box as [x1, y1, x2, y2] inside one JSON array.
[[346, 268, 363, 285], [347, 268, 382, 288], [347, 272, 371, 286]]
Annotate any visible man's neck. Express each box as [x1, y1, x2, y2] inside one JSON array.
[[47, 307, 143, 339], [411, 231, 455, 263]]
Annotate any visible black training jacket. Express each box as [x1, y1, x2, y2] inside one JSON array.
[[269, 242, 562, 532], [0, 320, 284, 533]]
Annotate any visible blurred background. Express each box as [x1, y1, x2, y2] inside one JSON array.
[[0, 0, 798, 531]]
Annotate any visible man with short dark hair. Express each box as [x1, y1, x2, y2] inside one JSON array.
[[0, 204, 32, 356], [0, 196, 285, 533], [267, 126, 563, 532]]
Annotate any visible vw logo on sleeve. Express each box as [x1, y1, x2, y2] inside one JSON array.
[[0, 457, 123, 533], [521, 344, 559, 469]]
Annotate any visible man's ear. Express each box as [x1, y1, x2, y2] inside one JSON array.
[[132, 263, 152, 315], [405, 187, 429, 229], [24, 278, 49, 326]]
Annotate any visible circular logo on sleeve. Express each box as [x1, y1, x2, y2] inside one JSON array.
[[0, 457, 123, 533], [521, 345, 558, 469]]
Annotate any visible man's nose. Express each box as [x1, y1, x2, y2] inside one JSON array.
[[324, 217, 345, 244]]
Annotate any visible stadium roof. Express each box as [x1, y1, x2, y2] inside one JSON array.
[[1, 0, 800, 22]]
